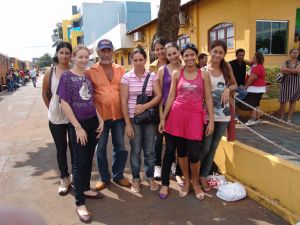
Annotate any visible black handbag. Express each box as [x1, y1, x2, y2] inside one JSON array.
[[133, 73, 159, 124]]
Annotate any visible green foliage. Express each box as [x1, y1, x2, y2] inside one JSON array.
[[265, 66, 281, 99], [37, 53, 53, 68]]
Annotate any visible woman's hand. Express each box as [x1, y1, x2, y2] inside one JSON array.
[[158, 119, 165, 134], [221, 87, 230, 105], [135, 104, 146, 115], [76, 126, 88, 146], [95, 119, 104, 139], [205, 121, 214, 136], [126, 124, 134, 139]]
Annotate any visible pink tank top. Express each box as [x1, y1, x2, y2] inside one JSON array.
[[173, 68, 204, 113]]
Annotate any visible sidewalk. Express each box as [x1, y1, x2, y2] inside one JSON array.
[[0, 76, 287, 225]]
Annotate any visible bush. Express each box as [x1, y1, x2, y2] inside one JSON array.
[[265, 66, 280, 99]]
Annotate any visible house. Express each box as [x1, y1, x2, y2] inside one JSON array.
[[127, 0, 300, 66]]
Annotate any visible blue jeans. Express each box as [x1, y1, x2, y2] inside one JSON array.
[[69, 116, 98, 206], [130, 120, 156, 182], [200, 121, 229, 177], [32, 77, 36, 87], [96, 119, 127, 182], [236, 86, 247, 100]]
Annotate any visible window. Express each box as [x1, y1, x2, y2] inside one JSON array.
[[209, 23, 234, 49], [177, 34, 190, 49], [256, 20, 288, 54], [128, 52, 132, 65], [121, 56, 124, 66]]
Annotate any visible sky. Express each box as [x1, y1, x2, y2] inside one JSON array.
[[0, 0, 152, 62], [0, 0, 190, 62]]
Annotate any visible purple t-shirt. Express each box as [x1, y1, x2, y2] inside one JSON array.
[[57, 71, 97, 121]]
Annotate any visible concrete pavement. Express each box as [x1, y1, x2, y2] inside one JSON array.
[[0, 76, 287, 225]]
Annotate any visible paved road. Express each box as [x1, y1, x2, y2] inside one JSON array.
[[236, 112, 300, 165], [0, 76, 287, 225]]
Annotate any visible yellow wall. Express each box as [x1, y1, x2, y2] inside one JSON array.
[[70, 30, 83, 48], [130, 0, 300, 67], [113, 49, 133, 71], [62, 20, 72, 42], [215, 138, 300, 224]]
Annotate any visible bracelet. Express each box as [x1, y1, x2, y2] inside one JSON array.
[[75, 124, 82, 130]]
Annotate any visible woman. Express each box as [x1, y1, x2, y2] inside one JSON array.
[[157, 42, 183, 199], [199, 40, 237, 192], [279, 48, 300, 122], [159, 43, 214, 200], [120, 46, 162, 193], [149, 37, 168, 180], [242, 52, 266, 126], [57, 45, 104, 223], [42, 42, 74, 195]]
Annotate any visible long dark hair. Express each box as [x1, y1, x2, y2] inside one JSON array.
[[210, 40, 229, 84], [165, 42, 180, 64], [53, 42, 72, 64]]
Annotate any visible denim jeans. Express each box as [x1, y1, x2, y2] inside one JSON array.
[[69, 116, 99, 206], [130, 120, 156, 182], [236, 86, 248, 100], [200, 121, 229, 177], [96, 119, 127, 182], [32, 77, 36, 87], [49, 121, 73, 178]]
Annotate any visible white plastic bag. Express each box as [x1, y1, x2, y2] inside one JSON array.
[[216, 182, 247, 201], [206, 173, 227, 189]]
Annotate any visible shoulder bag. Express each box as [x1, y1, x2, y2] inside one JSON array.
[[133, 73, 159, 124]]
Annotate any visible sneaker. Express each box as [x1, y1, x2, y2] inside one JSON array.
[[58, 177, 71, 195], [245, 119, 258, 126], [171, 162, 176, 176], [154, 166, 162, 180]]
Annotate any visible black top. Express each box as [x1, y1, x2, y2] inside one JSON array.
[[229, 59, 246, 86]]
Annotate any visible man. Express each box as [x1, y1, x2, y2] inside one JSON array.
[[29, 68, 37, 87], [229, 49, 248, 100], [197, 53, 208, 69], [86, 39, 130, 190]]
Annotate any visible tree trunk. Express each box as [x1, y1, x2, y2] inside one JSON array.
[[150, 0, 181, 62]]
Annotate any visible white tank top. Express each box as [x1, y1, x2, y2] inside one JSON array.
[[48, 68, 69, 124], [209, 74, 231, 122]]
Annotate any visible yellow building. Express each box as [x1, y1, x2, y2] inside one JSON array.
[[62, 13, 83, 48], [127, 0, 300, 66]]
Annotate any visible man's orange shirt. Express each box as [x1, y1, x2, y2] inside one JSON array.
[[86, 63, 125, 121]]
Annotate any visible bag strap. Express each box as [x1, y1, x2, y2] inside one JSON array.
[[141, 72, 151, 96], [137, 72, 151, 104], [48, 66, 54, 96]]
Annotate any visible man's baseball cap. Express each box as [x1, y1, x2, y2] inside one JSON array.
[[97, 39, 113, 50]]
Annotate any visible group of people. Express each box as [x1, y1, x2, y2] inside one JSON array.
[[5, 68, 38, 92], [41, 37, 299, 223]]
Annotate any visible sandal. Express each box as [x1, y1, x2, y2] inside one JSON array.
[[179, 181, 190, 198], [199, 177, 211, 192], [192, 183, 205, 200], [176, 175, 185, 187], [130, 181, 140, 193], [159, 186, 169, 199], [148, 180, 158, 191]]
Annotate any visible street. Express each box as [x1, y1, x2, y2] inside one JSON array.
[[0, 76, 287, 225]]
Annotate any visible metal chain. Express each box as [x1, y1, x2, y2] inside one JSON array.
[[236, 118, 300, 159], [235, 96, 300, 129]]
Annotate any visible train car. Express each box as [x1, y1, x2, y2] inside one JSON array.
[[0, 52, 10, 91]]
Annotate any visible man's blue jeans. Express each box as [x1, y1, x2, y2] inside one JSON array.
[[130, 120, 156, 182], [96, 119, 128, 183]]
